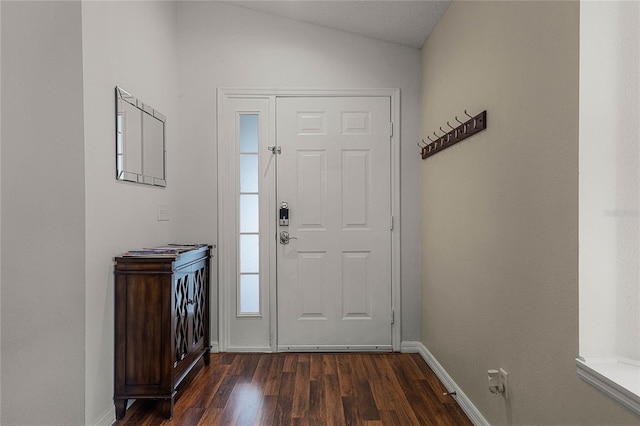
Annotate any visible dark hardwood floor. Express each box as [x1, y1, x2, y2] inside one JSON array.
[[115, 352, 472, 425]]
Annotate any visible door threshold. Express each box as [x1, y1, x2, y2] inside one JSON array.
[[278, 344, 393, 352]]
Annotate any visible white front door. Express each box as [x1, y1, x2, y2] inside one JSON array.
[[276, 96, 392, 351]]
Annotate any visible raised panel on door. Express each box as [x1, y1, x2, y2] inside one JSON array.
[[297, 251, 328, 319], [298, 151, 326, 229], [341, 251, 371, 318], [342, 150, 370, 229]]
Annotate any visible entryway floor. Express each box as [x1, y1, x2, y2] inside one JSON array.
[[115, 352, 472, 425]]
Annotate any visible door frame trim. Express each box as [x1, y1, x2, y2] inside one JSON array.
[[217, 88, 402, 352]]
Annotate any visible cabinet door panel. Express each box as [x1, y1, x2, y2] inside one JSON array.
[[191, 264, 207, 348], [125, 275, 163, 386], [173, 272, 190, 367]]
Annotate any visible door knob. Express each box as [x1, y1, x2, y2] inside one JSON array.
[[279, 231, 298, 245]]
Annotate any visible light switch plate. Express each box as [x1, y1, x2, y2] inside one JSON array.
[[157, 204, 170, 221]]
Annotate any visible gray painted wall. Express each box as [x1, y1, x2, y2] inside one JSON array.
[[1, 1, 86, 424], [81, 2, 179, 422], [420, 1, 638, 424], [0, 1, 3, 419]]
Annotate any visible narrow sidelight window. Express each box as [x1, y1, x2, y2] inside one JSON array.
[[238, 114, 260, 315]]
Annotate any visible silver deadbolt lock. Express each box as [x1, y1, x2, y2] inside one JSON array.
[[279, 201, 289, 226]]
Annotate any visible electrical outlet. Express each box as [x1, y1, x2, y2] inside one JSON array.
[[500, 368, 509, 399], [157, 204, 170, 221]]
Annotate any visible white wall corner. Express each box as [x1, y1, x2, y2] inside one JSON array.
[[209, 341, 220, 353], [401, 341, 489, 426]]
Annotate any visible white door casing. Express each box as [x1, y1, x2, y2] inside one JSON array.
[[217, 89, 401, 353]]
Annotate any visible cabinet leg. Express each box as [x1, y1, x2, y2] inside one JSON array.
[[204, 350, 211, 366], [115, 399, 127, 420], [159, 397, 174, 420]]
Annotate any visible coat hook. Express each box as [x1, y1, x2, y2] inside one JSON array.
[[434, 131, 444, 147], [439, 127, 450, 142], [464, 109, 477, 128], [418, 139, 428, 148], [427, 135, 435, 143], [455, 116, 467, 134], [447, 121, 457, 138]]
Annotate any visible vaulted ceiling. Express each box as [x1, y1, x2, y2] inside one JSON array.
[[225, 0, 451, 48]]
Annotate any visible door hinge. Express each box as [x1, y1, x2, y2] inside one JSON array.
[[389, 122, 394, 137], [391, 309, 395, 324], [268, 146, 282, 154], [390, 215, 394, 231]]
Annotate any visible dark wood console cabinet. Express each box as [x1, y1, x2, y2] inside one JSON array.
[[114, 245, 212, 420]]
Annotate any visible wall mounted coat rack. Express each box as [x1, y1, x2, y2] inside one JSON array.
[[420, 110, 487, 159]]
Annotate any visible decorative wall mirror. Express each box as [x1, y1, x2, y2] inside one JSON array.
[[115, 86, 167, 187]]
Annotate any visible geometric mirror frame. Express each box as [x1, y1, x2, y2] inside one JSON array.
[[115, 86, 167, 187]]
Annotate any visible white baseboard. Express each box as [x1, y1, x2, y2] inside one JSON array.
[[90, 406, 115, 426], [401, 341, 489, 426], [209, 341, 220, 353]]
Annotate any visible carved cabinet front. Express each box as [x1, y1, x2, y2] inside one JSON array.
[[114, 245, 211, 420]]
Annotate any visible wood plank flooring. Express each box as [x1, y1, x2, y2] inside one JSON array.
[[115, 352, 472, 426]]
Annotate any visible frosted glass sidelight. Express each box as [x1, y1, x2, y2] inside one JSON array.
[[240, 234, 259, 273], [238, 113, 261, 316], [240, 274, 260, 314], [239, 114, 259, 153], [240, 155, 259, 193], [240, 195, 259, 233]]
